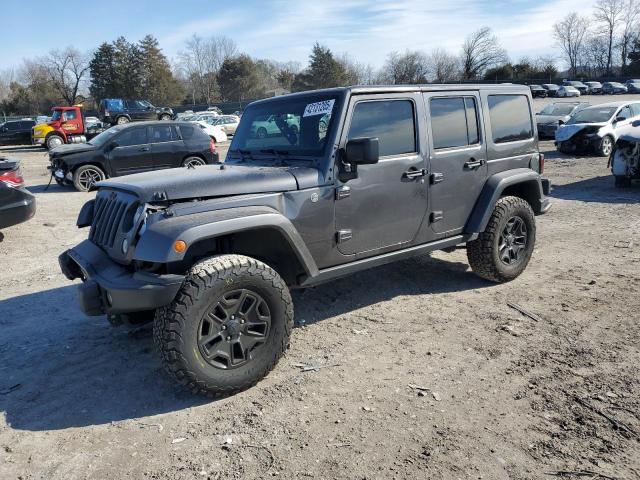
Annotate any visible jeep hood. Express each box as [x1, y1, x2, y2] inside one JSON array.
[[97, 164, 322, 202], [555, 122, 605, 141]]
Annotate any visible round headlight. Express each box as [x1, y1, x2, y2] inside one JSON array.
[[121, 238, 129, 254]]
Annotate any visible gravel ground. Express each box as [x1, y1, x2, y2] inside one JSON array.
[[1, 98, 639, 479]]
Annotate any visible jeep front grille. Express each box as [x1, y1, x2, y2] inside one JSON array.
[[89, 192, 128, 248]]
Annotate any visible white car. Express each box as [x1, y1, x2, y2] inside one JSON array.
[[555, 101, 640, 156], [557, 86, 581, 98], [195, 121, 228, 143]]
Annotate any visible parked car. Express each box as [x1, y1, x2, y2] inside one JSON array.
[[250, 114, 300, 138], [602, 82, 628, 95], [562, 80, 589, 95], [625, 80, 640, 93], [536, 101, 590, 138], [542, 84, 561, 97], [0, 120, 36, 146], [207, 106, 223, 114], [585, 81, 603, 95], [529, 85, 548, 98], [195, 120, 228, 143], [98, 99, 174, 126], [48, 121, 218, 192], [557, 86, 581, 98], [59, 84, 550, 397], [555, 101, 640, 156], [208, 115, 240, 135], [0, 157, 36, 230], [610, 122, 640, 187]]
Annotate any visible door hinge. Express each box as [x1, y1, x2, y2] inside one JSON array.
[[430, 172, 444, 184], [335, 185, 351, 200], [430, 211, 444, 223], [337, 229, 353, 243]]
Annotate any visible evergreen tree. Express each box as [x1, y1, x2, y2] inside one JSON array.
[[138, 35, 183, 105], [89, 42, 117, 101], [292, 43, 346, 92], [217, 55, 263, 102]]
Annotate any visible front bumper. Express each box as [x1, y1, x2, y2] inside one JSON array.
[[59, 239, 185, 316], [555, 134, 601, 153]]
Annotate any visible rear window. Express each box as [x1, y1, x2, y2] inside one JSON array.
[[348, 100, 416, 157], [430, 97, 479, 149], [488, 95, 533, 143]]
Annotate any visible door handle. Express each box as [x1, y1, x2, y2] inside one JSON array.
[[464, 158, 485, 169], [139, 147, 150, 152], [403, 168, 426, 179]]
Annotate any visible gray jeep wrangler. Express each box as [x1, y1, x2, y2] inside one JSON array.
[[59, 85, 550, 397]]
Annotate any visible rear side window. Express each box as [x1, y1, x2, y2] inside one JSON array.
[[631, 103, 640, 116], [488, 95, 533, 143], [116, 127, 148, 147], [348, 100, 416, 157], [430, 97, 480, 149], [179, 125, 195, 140], [148, 125, 174, 143]]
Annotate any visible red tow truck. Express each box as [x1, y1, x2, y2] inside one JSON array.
[[31, 105, 105, 150]]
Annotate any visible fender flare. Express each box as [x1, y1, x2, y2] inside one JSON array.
[[134, 206, 319, 277], [464, 169, 545, 234]]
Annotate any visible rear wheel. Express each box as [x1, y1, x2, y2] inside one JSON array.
[[160, 113, 171, 121], [46, 135, 64, 150], [182, 156, 206, 167], [467, 196, 536, 283], [116, 116, 130, 125], [154, 255, 294, 397], [598, 135, 614, 157], [73, 164, 105, 192]]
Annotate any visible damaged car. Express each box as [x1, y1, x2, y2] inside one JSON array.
[[610, 122, 640, 187], [554, 101, 640, 156], [536, 101, 589, 139]]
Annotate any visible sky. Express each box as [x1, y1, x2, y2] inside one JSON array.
[[0, 0, 598, 71]]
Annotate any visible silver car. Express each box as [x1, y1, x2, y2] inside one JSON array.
[[209, 115, 240, 135]]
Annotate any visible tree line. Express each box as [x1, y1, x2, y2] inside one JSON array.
[[2, 0, 640, 116]]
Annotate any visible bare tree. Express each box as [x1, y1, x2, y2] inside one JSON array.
[[0, 68, 15, 102], [337, 53, 376, 85], [460, 27, 508, 80], [39, 47, 90, 105], [553, 13, 590, 77], [583, 35, 610, 76], [593, 0, 625, 75], [379, 50, 430, 84], [427, 48, 460, 82], [618, 0, 640, 72]]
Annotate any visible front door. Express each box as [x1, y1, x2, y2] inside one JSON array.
[[108, 126, 154, 176], [335, 94, 428, 256], [424, 92, 488, 235]]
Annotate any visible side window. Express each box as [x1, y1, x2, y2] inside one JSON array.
[[348, 100, 416, 157], [618, 106, 632, 120], [6, 122, 19, 131], [148, 125, 174, 143], [116, 127, 147, 147], [630, 104, 640, 117], [430, 97, 480, 149], [488, 95, 533, 143], [62, 110, 77, 121], [179, 125, 194, 140]]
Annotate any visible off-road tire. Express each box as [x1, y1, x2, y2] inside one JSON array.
[[467, 196, 536, 283], [153, 254, 294, 398], [72, 164, 106, 192]]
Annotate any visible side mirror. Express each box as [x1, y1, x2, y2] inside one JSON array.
[[108, 141, 119, 151], [345, 137, 379, 165], [615, 115, 627, 123], [558, 119, 565, 126]]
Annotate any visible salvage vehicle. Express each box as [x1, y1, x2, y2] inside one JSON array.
[[0, 120, 35, 146], [610, 122, 640, 187], [625, 80, 640, 93], [59, 85, 551, 397], [585, 81, 603, 95], [0, 157, 36, 230], [49, 121, 217, 192], [536, 101, 589, 139], [529, 85, 548, 98], [555, 101, 640, 156], [98, 99, 174, 126], [602, 82, 628, 95], [542, 84, 560, 97], [562, 80, 589, 95], [557, 86, 581, 98], [31, 105, 106, 150]]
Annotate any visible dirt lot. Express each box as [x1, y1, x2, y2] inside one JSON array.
[[1, 98, 640, 480]]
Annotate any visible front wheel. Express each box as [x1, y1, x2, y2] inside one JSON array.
[[598, 135, 614, 157], [467, 196, 536, 283], [46, 135, 64, 150], [160, 113, 171, 121], [73, 164, 106, 192], [154, 255, 294, 397]]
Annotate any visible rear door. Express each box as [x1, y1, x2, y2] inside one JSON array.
[[424, 91, 487, 235], [149, 124, 183, 169], [335, 93, 428, 255], [108, 126, 154, 175]]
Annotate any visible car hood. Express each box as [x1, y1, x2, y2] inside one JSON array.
[[555, 122, 606, 141], [50, 143, 97, 157], [97, 164, 323, 202], [536, 114, 569, 124]]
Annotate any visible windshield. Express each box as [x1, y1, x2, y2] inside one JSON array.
[[88, 126, 122, 146], [568, 107, 617, 125], [229, 93, 341, 160], [540, 103, 578, 116]]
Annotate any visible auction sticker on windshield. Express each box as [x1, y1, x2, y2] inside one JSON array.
[[303, 99, 335, 117]]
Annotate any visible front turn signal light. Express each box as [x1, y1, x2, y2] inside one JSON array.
[[174, 240, 187, 253]]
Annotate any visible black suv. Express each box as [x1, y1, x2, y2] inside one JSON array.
[[49, 121, 217, 191], [0, 120, 36, 146], [60, 85, 550, 397], [98, 99, 174, 126]]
